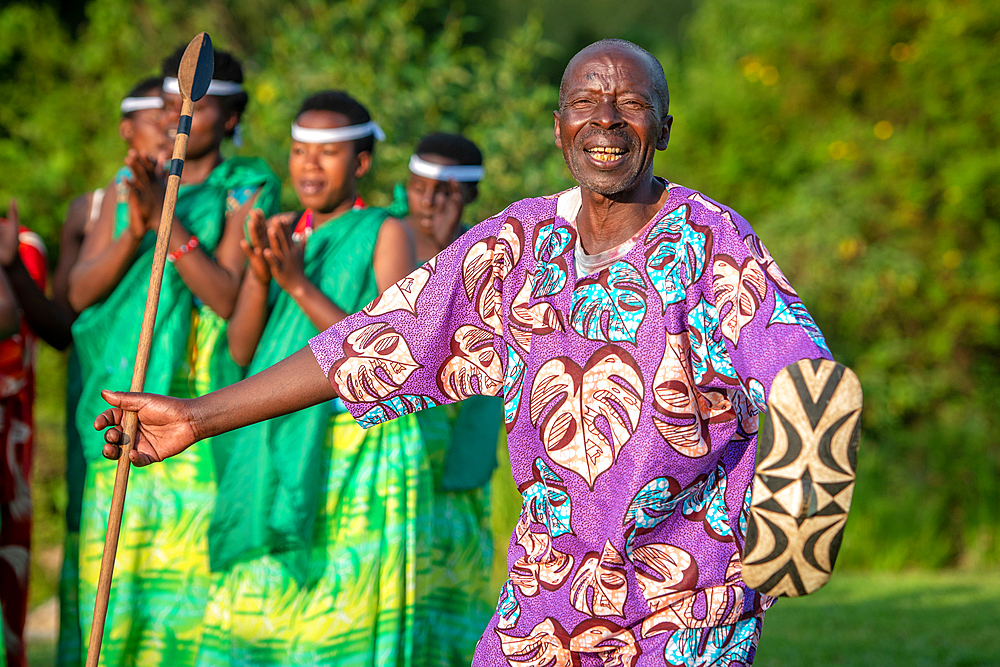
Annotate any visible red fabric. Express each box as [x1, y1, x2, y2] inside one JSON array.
[[0, 226, 47, 667]]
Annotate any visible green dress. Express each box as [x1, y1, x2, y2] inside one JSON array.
[[71, 158, 280, 667], [412, 400, 500, 666], [391, 182, 504, 665], [57, 348, 85, 667], [197, 206, 435, 666]]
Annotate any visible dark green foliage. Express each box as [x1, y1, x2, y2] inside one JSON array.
[[662, 0, 1000, 567]]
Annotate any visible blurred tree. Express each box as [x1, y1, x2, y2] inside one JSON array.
[[465, 0, 694, 84], [660, 0, 1000, 568], [0, 0, 572, 252]]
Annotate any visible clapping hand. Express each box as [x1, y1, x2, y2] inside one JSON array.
[[240, 209, 274, 284], [424, 179, 465, 250], [124, 150, 166, 237], [264, 214, 307, 293]]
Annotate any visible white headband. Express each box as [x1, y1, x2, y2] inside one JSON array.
[[120, 96, 164, 114], [408, 154, 484, 182], [163, 76, 244, 97], [290, 121, 386, 144]]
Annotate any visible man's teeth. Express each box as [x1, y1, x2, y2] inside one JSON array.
[[587, 147, 626, 162]]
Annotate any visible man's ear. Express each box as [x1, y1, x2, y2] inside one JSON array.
[[119, 119, 133, 142], [657, 115, 673, 151], [553, 110, 563, 150], [354, 150, 373, 179]]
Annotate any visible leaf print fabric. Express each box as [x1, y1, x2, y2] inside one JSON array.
[[633, 543, 699, 606], [769, 294, 831, 353], [462, 217, 522, 334], [497, 580, 521, 630], [652, 332, 726, 458], [363, 260, 433, 317], [510, 513, 575, 597], [529, 346, 644, 489], [518, 458, 573, 537], [510, 271, 564, 353], [688, 298, 739, 385], [663, 617, 760, 667], [713, 255, 767, 347], [532, 219, 575, 298], [743, 234, 796, 296], [497, 617, 574, 667], [308, 183, 834, 665], [438, 325, 505, 399], [682, 464, 734, 543], [503, 344, 527, 428], [645, 204, 711, 313], [623, 464, 733, 552], [357, 394, 438, 428], [568, 619, 641, 667], [569, 540, 629, 617], [570, 261, 647, 344], [330, 323, 421, 401], [623, 476, 685, 555]]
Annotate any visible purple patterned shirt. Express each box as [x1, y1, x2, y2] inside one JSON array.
[[310, 182, 831, 665]]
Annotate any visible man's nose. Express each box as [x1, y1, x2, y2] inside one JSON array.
[[590, 97, 625, 129]]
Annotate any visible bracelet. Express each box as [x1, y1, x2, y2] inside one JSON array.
[[167, 235, 199, 263]]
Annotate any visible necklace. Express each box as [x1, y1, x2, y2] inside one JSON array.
[[293, 197, 365, 242]]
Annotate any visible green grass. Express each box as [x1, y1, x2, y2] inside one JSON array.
[[26, 571, 1000, 667], [756, 570, 1000, 667]]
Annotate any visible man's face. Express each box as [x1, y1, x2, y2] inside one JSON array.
[[554, 46, 671, 197]]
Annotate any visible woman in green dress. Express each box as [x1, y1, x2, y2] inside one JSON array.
[[56, 76, 167, 667], [67, 47, 280, 667], [394, 133, 503, 666], [196, 91, 423, 667]]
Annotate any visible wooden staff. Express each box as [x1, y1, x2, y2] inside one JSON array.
[[85, 32, 215, 667]]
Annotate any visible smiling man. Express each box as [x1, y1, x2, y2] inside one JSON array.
[[95, 39, 861, 666]]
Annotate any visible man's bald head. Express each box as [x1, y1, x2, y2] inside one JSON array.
[[558, 39, 670, 118]]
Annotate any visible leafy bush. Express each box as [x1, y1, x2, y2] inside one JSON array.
[[662, 0, 1000, 567]]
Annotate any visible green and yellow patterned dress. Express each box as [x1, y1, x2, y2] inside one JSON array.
[[71, 158, 279, 667], [196, 205, 437, 666], [413, 398, 500, 666]]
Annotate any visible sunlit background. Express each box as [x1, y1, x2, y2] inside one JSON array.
[[2, 0, 997, 664]]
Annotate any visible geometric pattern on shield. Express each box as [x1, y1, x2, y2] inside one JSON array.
[[743, 358, 863, 597]]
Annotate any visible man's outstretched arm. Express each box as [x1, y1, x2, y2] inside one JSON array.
[[96, 346, 336, 466]]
